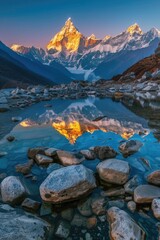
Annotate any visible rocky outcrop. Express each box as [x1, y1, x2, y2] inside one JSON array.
[[107, 207, 145, 240], [97, 159, 130, 185], [40, 165, 96, 203]]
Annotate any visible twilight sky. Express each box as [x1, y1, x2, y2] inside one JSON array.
[[0, 0, 160, 48]]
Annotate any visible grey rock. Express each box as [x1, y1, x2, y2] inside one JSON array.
[[55, 221, 70, 239], [71, 213, 87, 227], [0, 204, 50, 240], [78, 198, 92, 217], [97, 159, 129, 185], [91, 197, 106, 215], [44, 147, 58, 157], [80, 150, 96, 160], [56, 150, 84, 166], [1, 176, 26, 204], [127, 201, 136, 213], [152, 199, 160, 219], [47, 163, 63, 174], [40, 165, 96, 203], [61, 208, 74, 221], [102, 187, 125, 197], [28, 147, 47, 159], [108, 200, 125, 209], [119, 140, 143, 157], [93, 146, 117, 160], [35, 154, 53, 166], [107, 207, 145, 240], [146, 170, 160, 186], [21, 198, 41, 212], [134, 185, 160, 203], [124, 175, 141, 195]]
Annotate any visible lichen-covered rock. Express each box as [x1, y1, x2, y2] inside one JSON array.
[[107, 207, 145, 240], [97, 159, 129, 185], [40, 165, 96, 203], [1, 176, 26, 204]]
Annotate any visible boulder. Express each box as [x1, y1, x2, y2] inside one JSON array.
[[35, 154, 53, 166], [152, 199, 160, 219], [1, 176, 26, 204], [134, 185, 160, 203], [146, 170, 160, 186], [40, 165, 96, 203], [119, 140, 143, 157], [0, 204, 50, 239], [56, 150, 84, 166], [107, 207, 145, 240], [93, 146, 117, 160], [80, 150, 96, 160], [97, 159, 129, 185]]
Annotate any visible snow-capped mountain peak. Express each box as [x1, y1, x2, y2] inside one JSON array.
[[87, 34, 97, 40], [127, 23, 143, 35]]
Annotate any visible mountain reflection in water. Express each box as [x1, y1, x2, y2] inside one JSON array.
[[19, 100, 149, 144]]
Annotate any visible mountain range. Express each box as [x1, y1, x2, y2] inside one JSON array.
[[11, 18, 160, 81], [0, 41, 72, 88]]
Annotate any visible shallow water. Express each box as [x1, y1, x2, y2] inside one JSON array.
[[0, 97, 160, 239]]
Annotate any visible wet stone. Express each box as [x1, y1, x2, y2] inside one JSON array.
[[93, 146, 117, 160], [55, 221, 70, 239], [35, 154, 53, 166], [61, 208, 74, 221], [21, 198, 41, 212], [78, 198, 92, 217], [91, 197, 106, 215]]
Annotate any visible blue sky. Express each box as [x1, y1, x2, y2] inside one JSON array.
[[0, 0, 160, 48]]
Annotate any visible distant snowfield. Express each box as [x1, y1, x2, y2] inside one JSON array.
[[67, 67, 100, 81]]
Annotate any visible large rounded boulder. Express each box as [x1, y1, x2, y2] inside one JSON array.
[[1, 176, 26, 204], [97, 159, 130, 185], [40, 165, 96, 203]]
